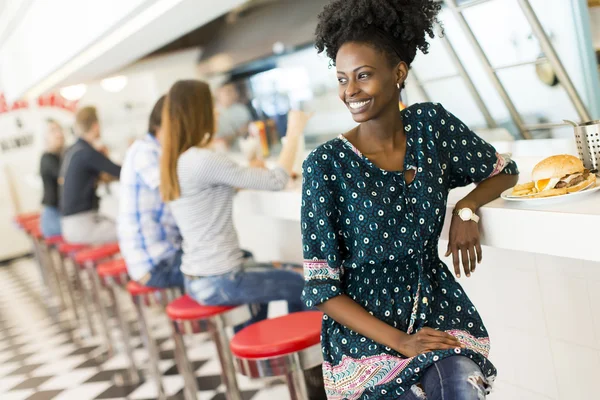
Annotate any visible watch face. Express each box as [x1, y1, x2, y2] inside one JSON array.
[[459, 208, 472, 221]]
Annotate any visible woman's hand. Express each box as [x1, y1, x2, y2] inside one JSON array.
[[249, 158, 266, 169], [397, 327, 463, 358], [445, 208, 482, 278]]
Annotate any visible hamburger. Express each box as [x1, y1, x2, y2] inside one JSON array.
[[530, 155, 596, 197]]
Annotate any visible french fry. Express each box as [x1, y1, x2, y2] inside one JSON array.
[[511, 189, 533, 197], [530, 187, 567, 198], [512, 182, 535, 192]]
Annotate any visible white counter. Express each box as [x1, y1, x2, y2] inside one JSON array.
[[234, 155, 600, 263]]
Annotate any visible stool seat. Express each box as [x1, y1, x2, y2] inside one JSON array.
[[127, 281, 162, 297], [166, 295, 235, 321], [22, 219, 40, 234], [230, 311, 323, 359], [29, 226, 43, 240], [97, 259, 127, 278], [58, 242, 89, 255], [14, 212, 40, 228], [44, 236, 64, 246], [74, 243, 120, 264]]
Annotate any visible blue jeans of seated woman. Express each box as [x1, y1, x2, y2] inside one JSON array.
[[40, 206, 61, 238], [184, 262, 307, 332], [401, 356, 488, 400], [145, 249, 184, 290]]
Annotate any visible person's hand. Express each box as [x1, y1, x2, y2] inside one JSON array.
[[286, 110, 313, 137], [249, 158, 266, 169], [397, 327, 463, 358], [445, 208, 482, 278]]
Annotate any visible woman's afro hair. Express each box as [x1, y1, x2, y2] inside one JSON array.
[[315, 0, 442, 66]]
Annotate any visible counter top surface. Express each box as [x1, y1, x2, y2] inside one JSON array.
[[235, 156, 600, 262]]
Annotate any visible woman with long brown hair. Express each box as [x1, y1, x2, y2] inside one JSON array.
[[160, 79, 310, 328]]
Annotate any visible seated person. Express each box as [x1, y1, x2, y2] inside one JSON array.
[[40, 119, 65, 238], [60, 106, 121, 244], [160, 80, 310, 326], [117, 96, 183, 289], [213, 82, 252, 150]]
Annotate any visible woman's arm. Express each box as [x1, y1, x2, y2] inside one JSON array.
[[455, 172, 518, 212], [276, 110, 312, 175], [318, 295, 462, 357]]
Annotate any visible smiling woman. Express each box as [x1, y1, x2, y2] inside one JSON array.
[[301, 1, 520, 399]]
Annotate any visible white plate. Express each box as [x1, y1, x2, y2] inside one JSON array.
[[501, 182, 600, 204]]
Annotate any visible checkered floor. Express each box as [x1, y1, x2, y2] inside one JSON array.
[[0, 257, 291, 400]]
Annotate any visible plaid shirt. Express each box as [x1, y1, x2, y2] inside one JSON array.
[[117, 134, 181, 280]]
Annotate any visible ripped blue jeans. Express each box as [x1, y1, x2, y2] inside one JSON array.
[[184, 261, 307, 332], [402, 356, 489, 400]]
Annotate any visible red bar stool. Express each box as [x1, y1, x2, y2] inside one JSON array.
[[22, 220, 67, 313], [166, 295, 252, 400], [73, 243, 121, 355], [128, 281, 181, 400], [230, 311, 324, 400], [42, 235, 80, 321], [97, 259, 140, 385], [58, 242, 95, 336], [14, 212, 41, 229]]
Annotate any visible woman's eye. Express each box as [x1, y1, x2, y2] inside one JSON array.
[[338, 78, 347, 85], [358, 73, 370, 80]]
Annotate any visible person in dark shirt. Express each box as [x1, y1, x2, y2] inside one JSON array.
[[60, 106, 121, 244], [39, 119, 65, 238]]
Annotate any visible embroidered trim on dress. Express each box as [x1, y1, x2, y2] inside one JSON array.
[[489, 152, 511, 178], [447, 329, 491, 358], [323, 353, 415, 400], [304, 260, 340, 281], [323, 329, 492, 399]]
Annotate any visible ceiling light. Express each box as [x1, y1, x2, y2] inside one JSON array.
[[59, 84, 87, 101], [101, 75, 128, 93]]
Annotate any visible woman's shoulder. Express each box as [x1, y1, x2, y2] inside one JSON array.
[[304, 137, 346, 168], [403, 102, 446, 118]]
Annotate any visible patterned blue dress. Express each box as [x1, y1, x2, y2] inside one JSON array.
[[301, 103, 519, 399]]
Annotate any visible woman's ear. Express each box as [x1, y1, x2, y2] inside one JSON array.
[[396, 62, 409, 88]]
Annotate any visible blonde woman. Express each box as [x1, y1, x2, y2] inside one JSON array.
[[40, 119, 65, 237], [159, 80, 311, 328]]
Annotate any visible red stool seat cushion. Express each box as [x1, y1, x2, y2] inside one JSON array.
[[230, 311, 323, 359], [14, 212, 40, 227], [58, 243, 89, 255], [97, 259, 127, 278], [127, 281, 162, 296], [74, 243, 120, 264], [45, 236, 64, 246], [166, 295, 235, 321], [29, 226, 43, 240], [22, 219, 40, 234]]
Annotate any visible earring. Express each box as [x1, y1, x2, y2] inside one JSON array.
[[396, 83, 401, 89]]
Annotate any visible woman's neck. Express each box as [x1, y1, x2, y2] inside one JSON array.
[[357, 105, 405, 151]]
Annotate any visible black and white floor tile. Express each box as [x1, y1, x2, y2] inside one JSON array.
[[0, 257, 290, 400]]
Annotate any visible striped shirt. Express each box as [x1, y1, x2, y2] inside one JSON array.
[[170, 148, 289, 276], [117, 134, 181, 280]]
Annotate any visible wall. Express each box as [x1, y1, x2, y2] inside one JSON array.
[[457, 247, 600, 400]]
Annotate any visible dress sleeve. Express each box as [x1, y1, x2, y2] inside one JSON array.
[[435, 104, 519, 189], [300, 152, 344, 308]]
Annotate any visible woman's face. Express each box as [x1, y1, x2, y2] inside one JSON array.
[[336, 42, 405, 123], [47, 122, 64, 152]]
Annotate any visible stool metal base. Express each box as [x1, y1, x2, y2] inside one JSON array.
[[170, 305, 252, 400], [131, 287, 181, 400], [233, 344, 323, 400]]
